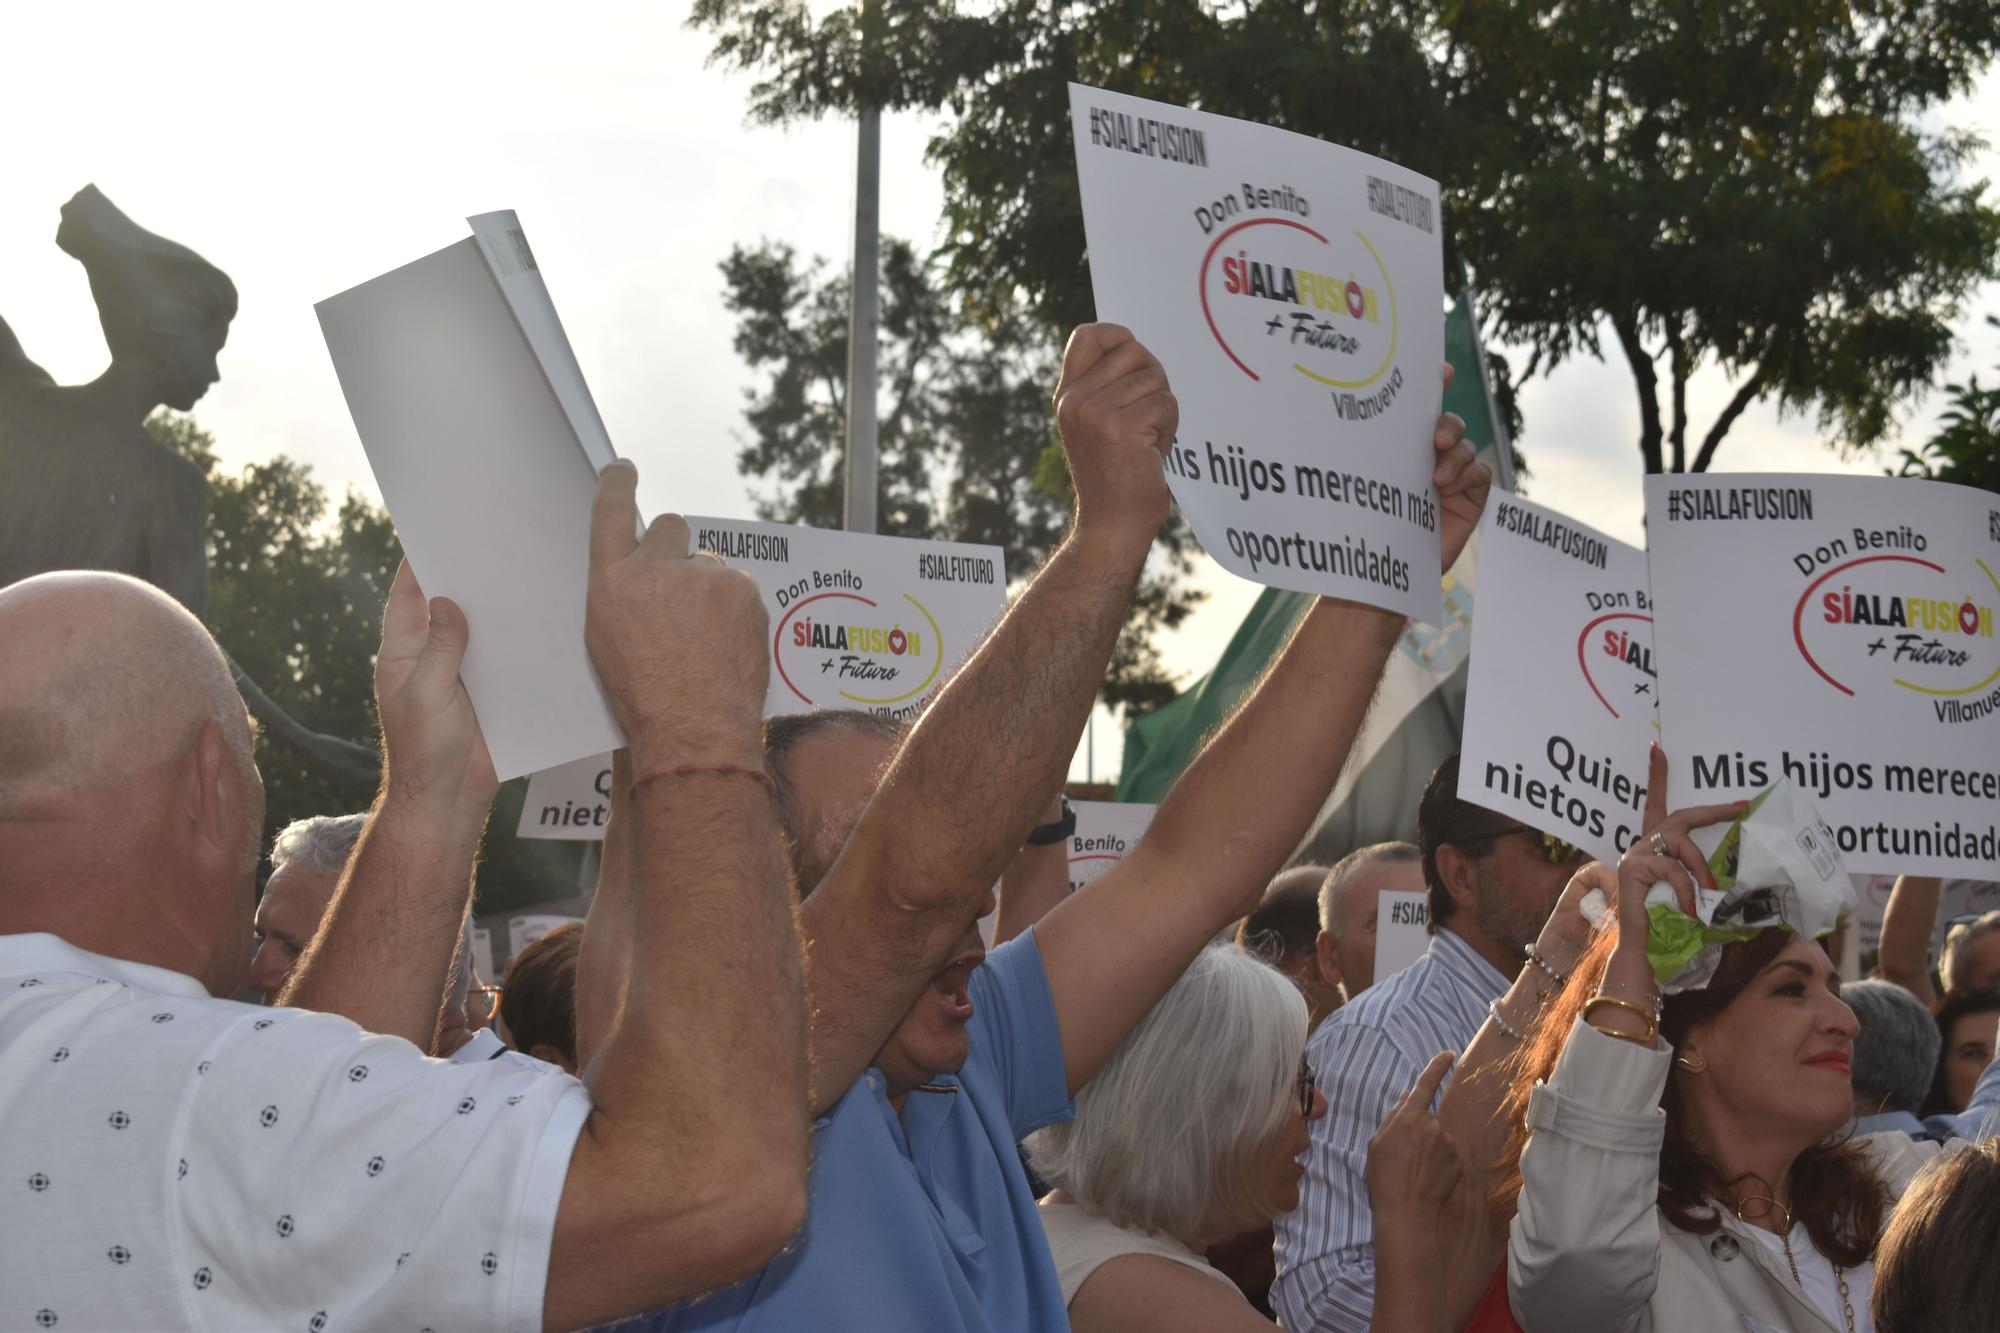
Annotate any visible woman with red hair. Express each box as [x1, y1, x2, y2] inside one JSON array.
[[1495, 813, 2000, 1332]]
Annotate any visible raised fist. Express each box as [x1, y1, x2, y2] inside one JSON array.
[[1052, 323, 1177, 552], [584, 461, 768, 766]]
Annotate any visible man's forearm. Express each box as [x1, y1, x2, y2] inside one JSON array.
[[1135, 597, 1401, 923], [573, 755, 634, 1073], [586, 768, 807, 1203], [850, 529, 1145, 916], [994, 796, 1072, 945], [1877, 875, 1942, 1005], [277, 790, 486, 1047]]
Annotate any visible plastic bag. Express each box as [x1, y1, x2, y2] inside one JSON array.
[[1651, 779, 1855, 990]]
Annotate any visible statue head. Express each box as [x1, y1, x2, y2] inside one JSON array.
[[56, 185, 237, 411]]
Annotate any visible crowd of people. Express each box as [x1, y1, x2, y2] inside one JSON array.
[[3, 323, 1998, 1332]]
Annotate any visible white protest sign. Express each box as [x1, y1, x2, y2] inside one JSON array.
[[1460, 495, 1657, 863], [1646, 474, 2000, 878], [1066, 801, 1159, 892], [1069, 84, 1447, 622], [317, 213, 622, 780], [507, 914, 581, 961], [516, 520, 1009, 840], [518, 753, 614, 841], [470, 925, 495, 983], [1373, 890, 1431, 984]]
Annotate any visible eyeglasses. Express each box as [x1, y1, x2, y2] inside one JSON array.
[[1455, 824, 1584, 866], [1297, 1057, 1318, 1116], [469, 983, 503, 1029]]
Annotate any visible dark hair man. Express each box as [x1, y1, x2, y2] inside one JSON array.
[[1239, 865, 1342, 1029], [1275, 751, 1584, 1332], [0, 463, 813, 1331], [582, 327, 1489, 1333]]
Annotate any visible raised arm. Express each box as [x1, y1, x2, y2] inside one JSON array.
[[277, 561, 498, 1048], [1367, 1054, 1462, 1333], [1509, 807, 1731, 1333], [1434, 746, 1673, 1327], [546, 464, 809, 1329], [1040, 383, 1488, 1095], [993, 792, 1073, 945], [797, 323, 1169, 1112], [1876, 875, 1943, 1009], [573, 749, 633, 1074]]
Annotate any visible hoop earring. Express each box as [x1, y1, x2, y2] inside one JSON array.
[[1674, 1050, 1708, 1073]]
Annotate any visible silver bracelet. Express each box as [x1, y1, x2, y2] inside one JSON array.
[[1524, 941, 1570, 987], [1489, 998, 1530, 1042]]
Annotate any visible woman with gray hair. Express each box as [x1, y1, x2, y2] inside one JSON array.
[[1030, 943, 1460, 1332]]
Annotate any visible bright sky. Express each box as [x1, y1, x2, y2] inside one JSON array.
[[6, 2, 1998, 782]]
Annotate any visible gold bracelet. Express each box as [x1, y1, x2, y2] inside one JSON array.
[[1587, 1020, 1657, 1046], [1581, 994, 1659, 1043]]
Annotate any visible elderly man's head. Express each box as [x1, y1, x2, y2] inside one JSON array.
[[0, 572, 263, 996], [246, 813, 367, 1000], [1845, 979, 1942, 1118], [763, 708, 996, 1097], [1315, 841, 1424, 1001], [1942, 912, 2000, 994]]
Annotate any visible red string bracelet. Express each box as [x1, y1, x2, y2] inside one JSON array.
[[630, 763, 776, 795]]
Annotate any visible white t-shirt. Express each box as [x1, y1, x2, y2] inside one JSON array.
[[1037, 1198, 1240, 1307], [0, 932, 591, 1332], [1744, 1223, 1876, 1333]]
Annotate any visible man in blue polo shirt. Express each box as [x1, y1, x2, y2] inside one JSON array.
[[581, 329, 1491, 1332]]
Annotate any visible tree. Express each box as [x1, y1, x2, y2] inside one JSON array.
[[149, 412, 581, 916], [721, 236, 1202, 710], [692, 0, 2000, 474], [1895, 316, 2000, 492]]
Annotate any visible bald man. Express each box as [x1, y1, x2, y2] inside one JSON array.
[[0, 464, 812, 1331], [1314, 841, 1424, 1002]]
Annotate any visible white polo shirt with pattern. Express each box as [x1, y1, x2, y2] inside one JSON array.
[[0, 932, 591, 1333]]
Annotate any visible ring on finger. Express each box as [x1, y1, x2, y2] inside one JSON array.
[[1649, 831, 1670, 857]]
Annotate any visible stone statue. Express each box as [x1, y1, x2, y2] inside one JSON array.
[[1, 186, 378, 786], [0, 185, 222, 614]]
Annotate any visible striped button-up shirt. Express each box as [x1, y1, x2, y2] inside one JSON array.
[[1272, 927, 1509, 1332]]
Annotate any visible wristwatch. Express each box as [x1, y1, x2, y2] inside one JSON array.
[[1024, 795, 1077, 846]]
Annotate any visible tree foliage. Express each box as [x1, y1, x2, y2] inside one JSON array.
[[148, 412, 582, 915], [692, 0, 2000, 473], [1895, 315, 2000, 492], [721, 236, 1201, 710]]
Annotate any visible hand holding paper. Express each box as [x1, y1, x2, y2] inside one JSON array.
[[374, 560, 499, 817], [585, 463, 769, 768], [1054, 323, 1179, 553]]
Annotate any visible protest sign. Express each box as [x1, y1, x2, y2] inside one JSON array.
[[1373, 890, 1431, 984], [507, 914, 581, 961], [1065, 801, 1159, 892], [1646, 474, 2000, 878], [470, 925, 495, 983], [1459, 495, 1657, 863], [1068, 84, 1447, 622], [317, 212, 622, 779], [518, 753, 614, 841], [516, 520, 1008, 840]]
